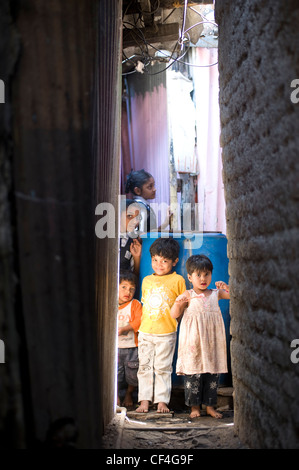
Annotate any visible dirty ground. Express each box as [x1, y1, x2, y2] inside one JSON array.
[[101, 405, 248, 450]]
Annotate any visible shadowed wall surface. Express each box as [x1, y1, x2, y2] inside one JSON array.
[[1, 0, 299, 450], [94, 0, 123, 433], [216, 0, 299, 449], [12, 0, 100, 448], [0, 0, 122, 448]]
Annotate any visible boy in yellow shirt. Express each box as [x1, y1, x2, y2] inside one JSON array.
[[136, 238, 186, 413]]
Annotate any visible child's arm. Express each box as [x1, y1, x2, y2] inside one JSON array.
[[158, 207, 173, 231], [129, 300, 142, 333], [170, 291, 190, 319], [130, 238, 142, 275], [215, 281, 230, 300], [118, 324, 134, 336]]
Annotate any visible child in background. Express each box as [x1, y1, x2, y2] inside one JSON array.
[[136, 238, 186, 413], [170, 254, 230, 419], [118, 271, 142, 408], [119, 198, 142, 276], [125, 169, 171, 233]]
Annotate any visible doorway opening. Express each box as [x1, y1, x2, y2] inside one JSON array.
[[112, 1, 234, 447]]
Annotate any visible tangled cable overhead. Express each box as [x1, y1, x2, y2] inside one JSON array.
[[122, 0, 218, 76]]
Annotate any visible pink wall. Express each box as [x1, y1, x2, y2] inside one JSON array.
[[121, 68, 170, 225], [192, 48, 226, 234], [121, 51, 226, 234]]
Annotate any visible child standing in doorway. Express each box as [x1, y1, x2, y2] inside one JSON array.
[[118, 271, 142, 408], [125, 169, 171, 233], [170, 254, 230, 419], [136, 238, 186, 413]]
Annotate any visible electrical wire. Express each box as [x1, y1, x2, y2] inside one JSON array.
[[141, 31, 191, 61], [122, 2, 218, 76], [162, 8, 176, 24], [143, 39, 190, 76], [123, 0, 134, 19], [179, 0, 188, 49], [123, 0, 160, 27], [122, 27, 217, 76], [184, 20, 218, 36], [188, 5, 218, 28], [176, 58, 218, 68], [144, 40, 180, 76], [139, 0, 160, 16], [174, 18, 218, 68], [123, 19, 192, 76], [123, 21, 151, 62]]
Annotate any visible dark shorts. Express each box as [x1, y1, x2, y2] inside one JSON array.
[[118, 347, 139, 387], [184, 373, 219, 407]]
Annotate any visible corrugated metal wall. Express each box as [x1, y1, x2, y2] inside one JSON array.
[[121, 64, 170, 224], [94, 0, 123, 432], [12, 0, 100, 448], [0, 0, 26, 449], [0, 0, 122, 448]]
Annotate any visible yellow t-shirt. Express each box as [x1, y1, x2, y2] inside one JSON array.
[[139, 272, 186, 335]]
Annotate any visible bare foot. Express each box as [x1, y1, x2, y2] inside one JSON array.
[[136, 400, 149, 413], [123, 394, 133, 408], [190, 406, 201, 418], [123, 386, 135, 408], [157, 402, 170, 413], [206, 406, 223, 419], [123, 397, 133, 408]]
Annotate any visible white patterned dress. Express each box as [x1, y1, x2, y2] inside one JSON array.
[[176, 289, 228, 375]]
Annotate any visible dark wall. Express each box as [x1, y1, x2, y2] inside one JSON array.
[[0, 0, 122, 449], [216, 0, 299, 449], [0, 0, 26, 449], [94, 0, 123, 431]]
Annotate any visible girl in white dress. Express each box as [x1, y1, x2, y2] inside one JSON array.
[[170, 254, 230, 419]]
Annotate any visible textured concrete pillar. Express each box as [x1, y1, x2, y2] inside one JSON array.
[[216, 0, 299, 448]]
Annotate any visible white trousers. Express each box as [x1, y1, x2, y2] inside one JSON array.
[[137, 331, 177, 405]]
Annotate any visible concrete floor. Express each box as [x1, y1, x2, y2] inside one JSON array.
[[102, 406, 248, 450]]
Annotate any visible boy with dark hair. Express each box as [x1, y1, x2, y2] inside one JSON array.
[[136, 238, 186, 413], [118, 270, 142, 408], [149, 237, 180, 261]]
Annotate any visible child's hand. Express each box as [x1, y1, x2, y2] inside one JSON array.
[[175, 291, 191, 303], [160, 206, 173, 230], [171, 291, 190, 319], [215, 281, 229, 292], [167, 206, 173, 220], [215, 281, 230, 299], [118, 327, 129, 336], [130, 238, 142, 258]]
